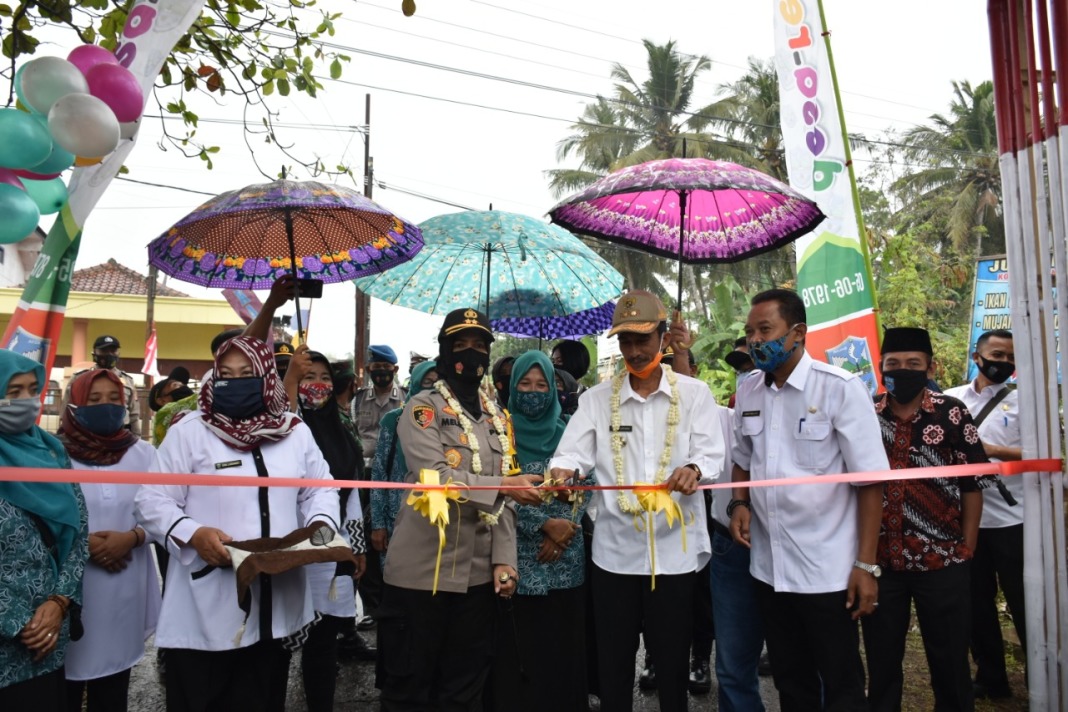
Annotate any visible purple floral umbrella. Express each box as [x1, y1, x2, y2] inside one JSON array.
[[147, 179, 422, 335], [549, 157, 825, 308]]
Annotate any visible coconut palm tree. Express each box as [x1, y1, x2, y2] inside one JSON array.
[[892, 80, 1002, 256], [713, 57, 787, 182]]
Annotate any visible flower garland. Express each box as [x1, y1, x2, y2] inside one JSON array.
[[433, 379, 516, 525], [611, 364, 681, 514]]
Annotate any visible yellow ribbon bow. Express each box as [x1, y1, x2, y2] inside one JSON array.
[[633, 484, 689, 590], [407, 469, 464, 594]]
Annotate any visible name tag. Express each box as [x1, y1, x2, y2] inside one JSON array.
[[215, 460, 242, 470], [742, 410, 761, 417], [610, 425, 633, 432]]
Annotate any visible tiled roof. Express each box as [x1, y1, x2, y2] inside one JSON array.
[[72, 259, 189, 298]]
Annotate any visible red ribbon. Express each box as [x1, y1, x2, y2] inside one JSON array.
[[0, 459, 1059, 491]]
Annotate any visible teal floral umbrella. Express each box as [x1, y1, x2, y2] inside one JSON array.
[[353, 210, 623, 320]]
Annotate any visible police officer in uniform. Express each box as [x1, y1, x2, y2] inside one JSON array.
[[67, 335, 141, 435], [377, 307, 542, 712]]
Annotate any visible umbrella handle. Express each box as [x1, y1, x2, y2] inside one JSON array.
[[669, 309, 693, 350]]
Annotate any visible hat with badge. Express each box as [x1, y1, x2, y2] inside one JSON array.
[[437, 307, 495, 343], [274, 342, 295, 358], [93, 334, 120, 350], [881, 327, 933, 355], [607, 291, 667, 337]]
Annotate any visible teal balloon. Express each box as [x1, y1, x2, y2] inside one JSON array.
[[0, 184, 41, 244], [13, 64, 33, 112], [21, 177, 68, 215], [0, 109, 54, 169]]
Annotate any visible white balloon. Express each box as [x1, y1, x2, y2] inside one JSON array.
[[48, 94, 120, 159], [119, 118, 140, 140], [18, 57, 89, 115]]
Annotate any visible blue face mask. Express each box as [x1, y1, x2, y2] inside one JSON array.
[[213, 377, 266, 420], [73, 403, 127, 435], [513, 390, 555, 418], [748, 324, 802, 373]]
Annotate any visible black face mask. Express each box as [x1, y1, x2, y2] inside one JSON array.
[[444, 348, 490, 386], [212, 377, 266, 420], [977, 356, 1015, 384], [496, 383, 510, 406], [170, 385, 195, 401], [370, 370, 395, 388], [882, 368, 928, 404], [94, 353, 118, 369]]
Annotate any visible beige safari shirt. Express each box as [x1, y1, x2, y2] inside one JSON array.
[[384, 387, 517, 593]]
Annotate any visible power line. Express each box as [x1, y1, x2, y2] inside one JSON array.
[[373, 179, 477, 211], [116, 176, 217, 196], [142, 113, 365, 133]]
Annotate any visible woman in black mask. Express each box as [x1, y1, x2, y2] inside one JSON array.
[[376, 308, 543, 711]]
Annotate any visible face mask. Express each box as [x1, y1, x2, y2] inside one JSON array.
[[513, 390, 554, 418], [0, 397, 41, 433], [446, 348, 490, 385], [73, 403, 126, 435], [212, 377, 266, 420], [94, 353, 118, 369], [882, 368, 928, 403], [624, 336, 665, 380], [496, 383, 511, 406], [170, 386, 195, 401], [370, 369, 394, 388], [298, 382, 334, 411], [977, 356, 1015, 384], [748, 325, 801, 373]]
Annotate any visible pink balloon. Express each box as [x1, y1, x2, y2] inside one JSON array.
[[0, 168, 25, 190], [67, 45, 119, 76], [86, 63, 143, 123], [13, 168, 62, 181]]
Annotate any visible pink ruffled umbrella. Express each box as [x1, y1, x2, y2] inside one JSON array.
[[549, 157, 825, 310]]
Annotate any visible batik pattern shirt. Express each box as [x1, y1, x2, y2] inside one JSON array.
[[514, 457, 588, 597], [873, 390, 992, 572], [0, 488, 89, 689], [370, 408, 406, 560]]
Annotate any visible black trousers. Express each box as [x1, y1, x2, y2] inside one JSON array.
[[754, 580, 867, 712], [0, 667, 66, 711], [971, 524, 1026, 689], [163, 641, 289, 712], [692, 560, 714, 661], [301, 614, 345, 712], [378, 583, 496, 712], [592, 565, 695, 712], [66, 668, 132, 712], [487, 586, 587, 712], [861, 564, 973, 712]]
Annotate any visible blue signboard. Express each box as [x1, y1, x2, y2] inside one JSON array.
[[966, 256, 1058, 383]]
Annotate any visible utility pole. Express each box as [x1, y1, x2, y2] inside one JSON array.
[[354, 93, 373, 385]]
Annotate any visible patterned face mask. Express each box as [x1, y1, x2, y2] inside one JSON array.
[[513, 390, 555, 418], [298, 382, 334, 411]]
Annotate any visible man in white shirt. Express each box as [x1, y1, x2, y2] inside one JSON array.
[[729, 289, 887, 712], [944, 328, 1023, 700], [550, 291, 725, 712]]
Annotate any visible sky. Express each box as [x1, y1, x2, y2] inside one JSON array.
[[15, 0, 994, 380]]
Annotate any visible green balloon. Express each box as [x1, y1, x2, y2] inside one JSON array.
[[0, 109, 53, 170], [21, 177, 68, 215], [0, 184, 41, 244]]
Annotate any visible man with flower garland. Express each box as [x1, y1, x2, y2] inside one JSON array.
[[549, 290, 725, 712], [730, 288, 887, 712], [378, 307, 543, 712]]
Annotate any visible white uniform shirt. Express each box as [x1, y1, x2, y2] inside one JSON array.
[[135, 412, 340, 651], [550, 369, 725, 575], [711, 405, 736, 530], [65, 442, 162, 681], [732, 353, 889, 593], [943, 381, 1022, 528], [306, 491, 362, 617]]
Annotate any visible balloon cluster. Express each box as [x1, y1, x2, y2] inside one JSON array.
[[0, 45, 144, 244]]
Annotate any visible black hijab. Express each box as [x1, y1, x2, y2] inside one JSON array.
[[300, 353, 364, 507]]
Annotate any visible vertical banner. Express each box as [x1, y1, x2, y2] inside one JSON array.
[[141, 327, 160, 379], [772, 0, 882, 394], [1, 0, 207, 375]]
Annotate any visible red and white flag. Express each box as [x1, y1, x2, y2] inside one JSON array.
[[142, 328, 160, 379]]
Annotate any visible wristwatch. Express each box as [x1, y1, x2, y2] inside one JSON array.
[[685, 463, 702, 478], [853, 560, 882, 578]]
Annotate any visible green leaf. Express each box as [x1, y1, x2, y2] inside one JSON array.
[[277, 78, 290, 96], [329, 58, 341, 80], [263, 79, 275, 96]]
